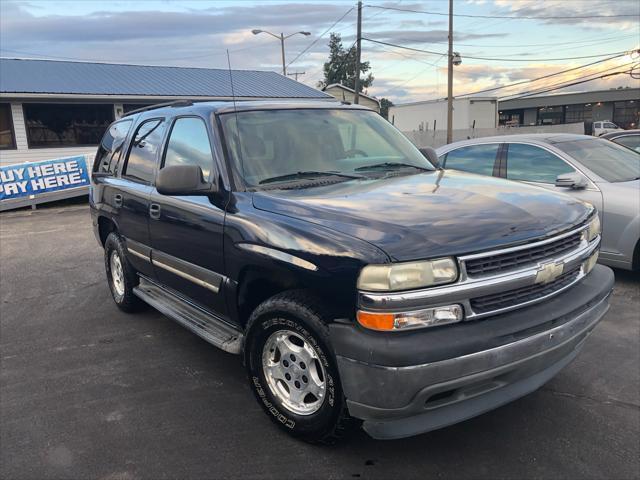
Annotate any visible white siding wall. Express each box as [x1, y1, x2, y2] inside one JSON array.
[[390, 99, 498, 132], [324, 86, 380, 112], [0, 103, 100, 167]]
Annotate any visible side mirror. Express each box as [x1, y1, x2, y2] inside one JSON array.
[[555, 172, 588, 190], [156, 165, 216, 196], [419, 147, 441, 168]]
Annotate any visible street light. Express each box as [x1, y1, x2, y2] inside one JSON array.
[[252, 29, 311, 75]]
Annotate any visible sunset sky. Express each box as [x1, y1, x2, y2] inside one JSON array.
[[1, 0, 638, 103]]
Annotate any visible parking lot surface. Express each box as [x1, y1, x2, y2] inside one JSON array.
[[1, 205, 639, 480]]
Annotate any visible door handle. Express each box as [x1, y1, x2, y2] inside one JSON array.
[[113, 194, 123, 208], [149, 203, 161, 220]]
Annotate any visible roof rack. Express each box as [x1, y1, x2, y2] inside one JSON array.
[[123, 100, 194, 117]]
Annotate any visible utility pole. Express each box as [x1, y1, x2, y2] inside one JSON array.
[[280, 33, 287, 76], [354, 1, 362, 104], [287, 71, 305, 81], [446, 0, 454, 143]]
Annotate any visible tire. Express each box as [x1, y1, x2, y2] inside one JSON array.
[[244, 291, 355, 444], [104, 232, 145, 313]]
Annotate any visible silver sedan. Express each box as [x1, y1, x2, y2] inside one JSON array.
[[436, 134, 640, 271]]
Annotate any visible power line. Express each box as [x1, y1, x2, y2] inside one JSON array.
[[287, 6, 355, 68], [362, 38, 635, 62], [499, 61, 637, 100], [500, 67, 636, 101], [365, 4, 639, 20], [464, 50, 634, 62], [456, 53, 630, 97], [362, 38, 443, 55]]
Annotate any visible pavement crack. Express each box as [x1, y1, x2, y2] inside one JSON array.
[[542, 387, 640, 411]]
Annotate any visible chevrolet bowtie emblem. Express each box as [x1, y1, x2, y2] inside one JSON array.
[[535, 261, 565, 284]]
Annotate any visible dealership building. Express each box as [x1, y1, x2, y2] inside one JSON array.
[[0, 58, 332, 167], [498, 87, 639, 128]]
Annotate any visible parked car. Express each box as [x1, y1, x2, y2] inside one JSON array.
[[592, 120, 623, 136], [437, 134, 640, 271], [91, 101, 612, 443], [601, 129, 640, 153]]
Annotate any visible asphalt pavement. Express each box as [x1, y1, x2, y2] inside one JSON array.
[[1, 205, 638, 480]]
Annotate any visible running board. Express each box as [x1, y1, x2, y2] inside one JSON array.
[[133, 278, 243, 354]]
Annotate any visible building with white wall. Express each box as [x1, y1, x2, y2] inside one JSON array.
[[322, 84, 381, 113], [0, 58, 332, 166], [389, 97, 498, 132]]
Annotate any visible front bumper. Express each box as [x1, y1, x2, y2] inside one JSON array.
[[331, 265, 614, 440]]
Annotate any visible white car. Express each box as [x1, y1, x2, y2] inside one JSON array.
[[593, 121, 623, 136]]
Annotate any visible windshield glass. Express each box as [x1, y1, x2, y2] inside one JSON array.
[[219, 108, 434, 188], [555, 138, 640, 182]]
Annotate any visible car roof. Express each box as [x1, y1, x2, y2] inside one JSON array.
[[439, 133, 595, 149], [125, 99, 372, 120], [600, 129, 640, 139]]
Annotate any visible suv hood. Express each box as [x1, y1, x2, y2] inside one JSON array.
[[252, 170, 592, 262]]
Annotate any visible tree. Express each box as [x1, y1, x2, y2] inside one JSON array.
[[317, 33, 373, 92], [379, 98, 393, 120]]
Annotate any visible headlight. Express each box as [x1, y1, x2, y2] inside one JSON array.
[[357, 305, 464, 331], [584, 215, 601, 243], [357, 258, 458, 292]]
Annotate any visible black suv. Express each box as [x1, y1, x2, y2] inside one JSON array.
[[90, 100, 613, 442]]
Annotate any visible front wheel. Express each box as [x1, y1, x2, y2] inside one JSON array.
[[244, 291, 354, 444]]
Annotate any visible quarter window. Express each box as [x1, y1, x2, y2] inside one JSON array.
[[23, 103, 113, 148], [0, 103, 16, 150], [163, 117, 214, 181], [123, 119, 166, 183], [443, 144, 500, 176], [506, 144, 574, 183], [94, 120, 133, 174]]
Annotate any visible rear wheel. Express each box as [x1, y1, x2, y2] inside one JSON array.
[[244, 291, 354, 444], [104, 233, 145, 312]]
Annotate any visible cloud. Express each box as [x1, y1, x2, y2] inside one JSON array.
[[493, 0, 639, 28]]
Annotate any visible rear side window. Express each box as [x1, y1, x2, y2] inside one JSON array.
[[604, 122, 617, 129], [94, 120, 132, 174], [162, 117, 214, 181], [612, 135, 640, 153], [443, 144, 500, 176], [506, 143, 574, 183], [123, 119, 166, 183]]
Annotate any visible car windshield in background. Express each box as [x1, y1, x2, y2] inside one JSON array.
[[219, 109, 434, 188], [555, 138, 640, 183]]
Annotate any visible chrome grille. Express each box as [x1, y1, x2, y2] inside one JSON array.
[[464, 231, 582, 277], [470, 267, 581, 314]]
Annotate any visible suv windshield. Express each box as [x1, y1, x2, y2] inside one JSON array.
[[219, 108, 434, 188], [555, 138, 640, 183]]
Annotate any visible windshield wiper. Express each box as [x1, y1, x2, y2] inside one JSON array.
[[259, 171, 362, 185], [354, 162, 431, 172]]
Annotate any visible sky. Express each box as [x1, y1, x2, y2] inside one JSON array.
[[1, 0, 639, 103]]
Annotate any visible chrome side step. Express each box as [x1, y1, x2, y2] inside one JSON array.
[[133, 278, 243, 354]]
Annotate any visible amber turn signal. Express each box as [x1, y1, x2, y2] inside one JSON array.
[[356, 311, 396, 331]]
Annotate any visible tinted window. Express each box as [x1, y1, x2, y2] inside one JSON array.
[[555, 138, 640, 182], [94, 120, 132, 174], [0, 103, 16, 150], [23, 103, 113, 147], [124, 119, 166, 183], [506, 144, 574, 183], [612, 135, 640, 153], [443, 144, 499, 176], [604, 122, 617, 129], [163, 117, 213, 181]]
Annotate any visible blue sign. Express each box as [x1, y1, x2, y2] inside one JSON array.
[[0, 156, 90, 202]]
